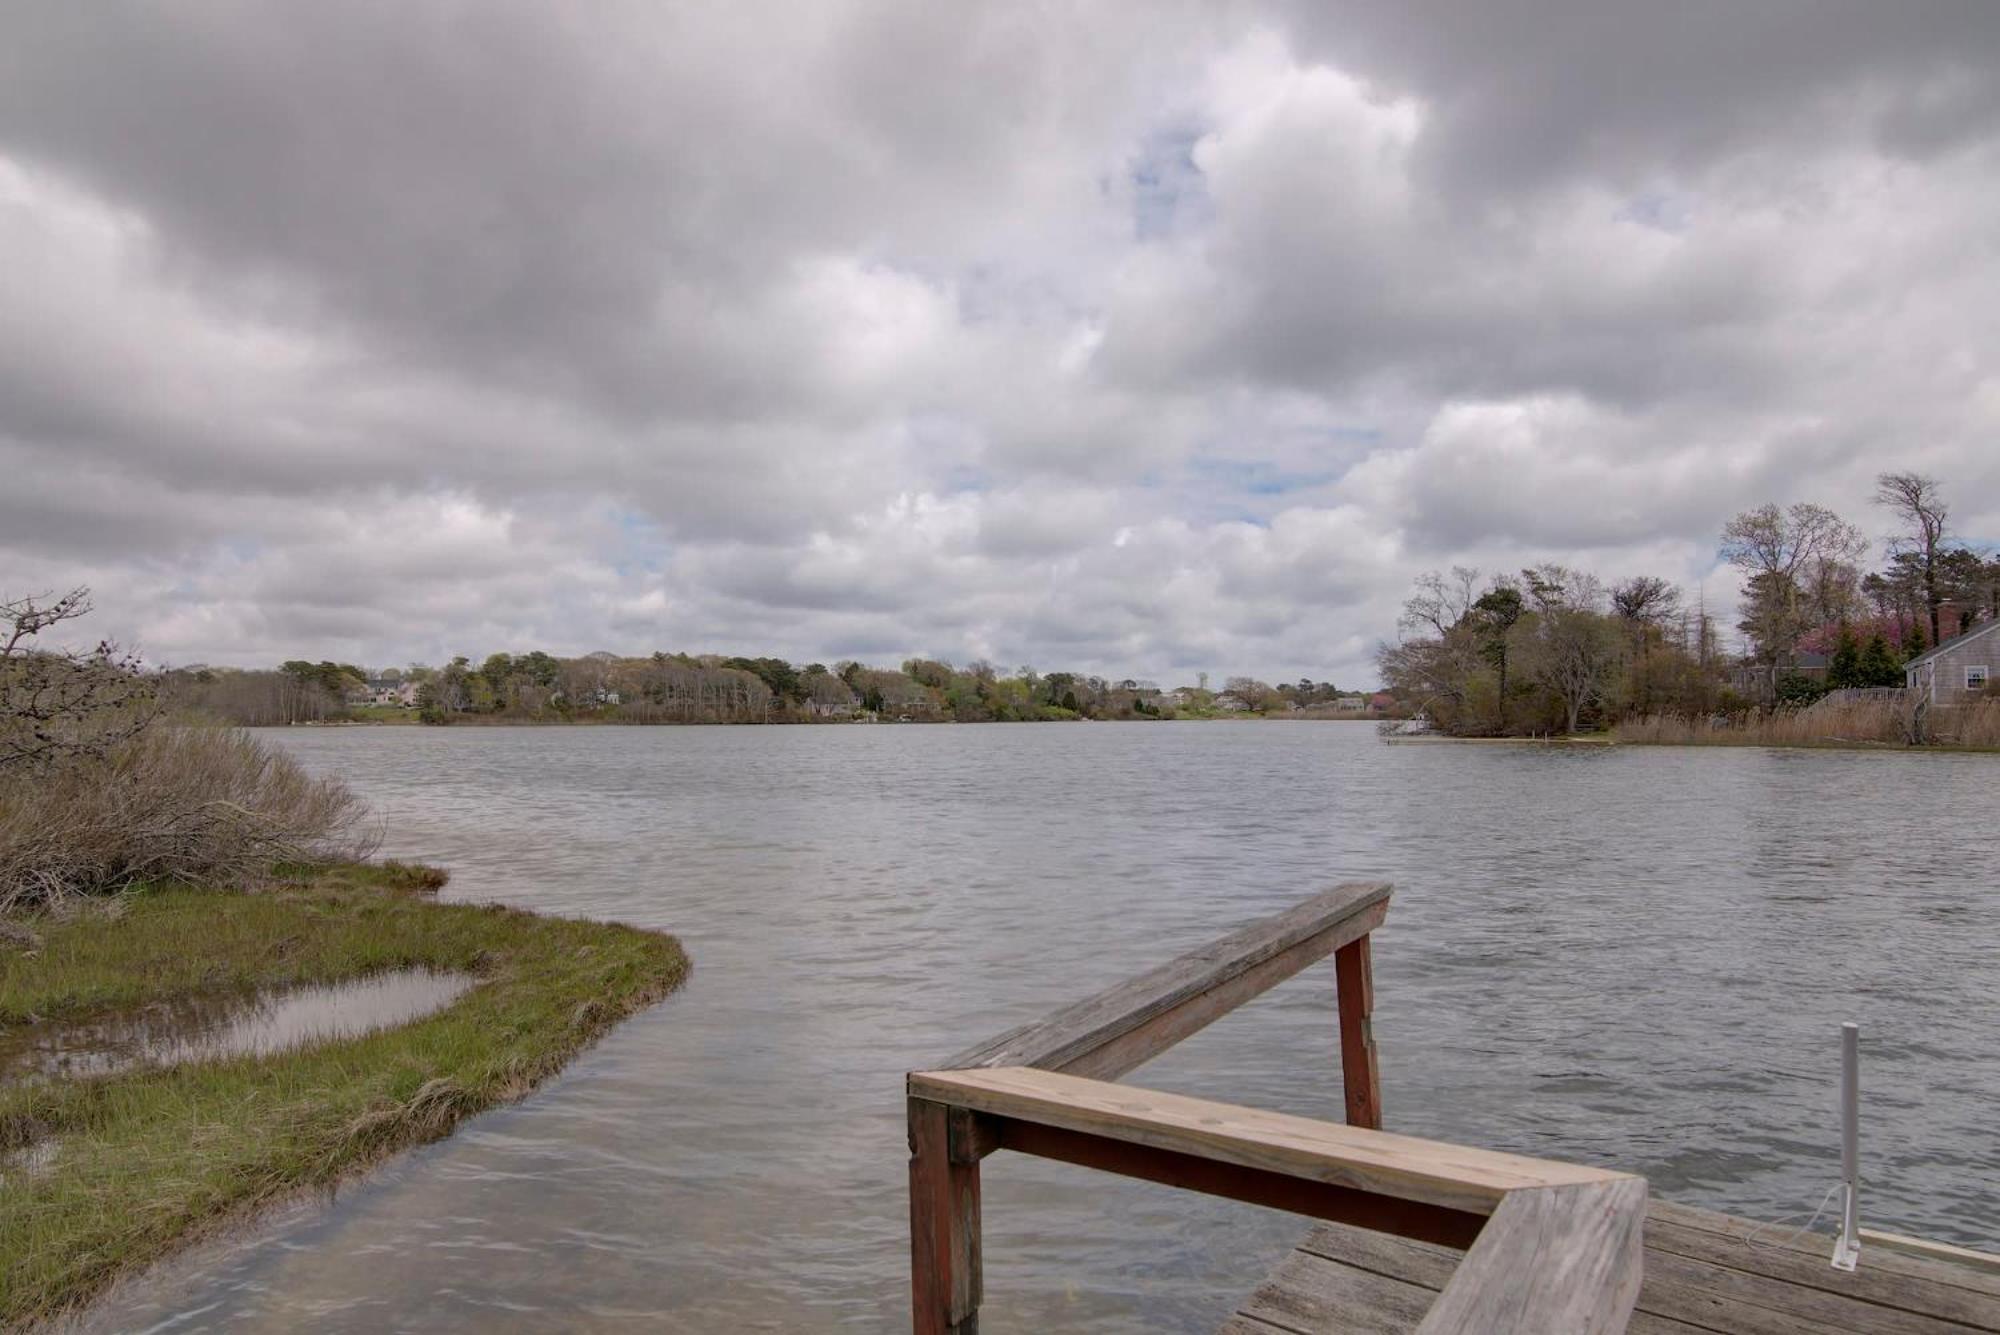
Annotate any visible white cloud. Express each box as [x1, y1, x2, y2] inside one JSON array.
[[5, 4, 2000, 685]]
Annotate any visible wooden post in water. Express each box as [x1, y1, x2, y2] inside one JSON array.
[[909, 1099, 982, 1333], [1335, 934, 1381, 1130]]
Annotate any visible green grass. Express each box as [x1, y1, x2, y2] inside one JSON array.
[[0, 863, 688, 1328], [337, 705, 421, 724]]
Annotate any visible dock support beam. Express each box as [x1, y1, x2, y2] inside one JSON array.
[[1336, 934, 1382, 1130], [910, 1099, 983, 1333]]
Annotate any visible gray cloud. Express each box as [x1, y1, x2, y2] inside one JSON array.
[[5, 3, 1998, 684]]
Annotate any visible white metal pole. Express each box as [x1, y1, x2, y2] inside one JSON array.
[[1832, 1022, 1861, 1271]]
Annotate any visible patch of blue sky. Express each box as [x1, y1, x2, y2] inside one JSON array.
[[608, 508, 672, 577], [938, 463, 989, 495], [1126, 122, 1211, 241], [902, 414, 987, 487], [1616, 188, 1693, 233], [1188, 456, 1340, 496]]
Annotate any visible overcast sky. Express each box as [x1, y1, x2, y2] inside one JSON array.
[[6, 3, 1997, 684]]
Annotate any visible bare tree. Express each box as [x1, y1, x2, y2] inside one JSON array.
[[1397, 567, 1480, 638], [1720, 503, 1865, 692], [1611, 576, 1681, 632], [1874, 472, 1951, 647], [1, 587, 158, 770], [1523, 602, 1623, 735], [1520, 563, 1604, 615]]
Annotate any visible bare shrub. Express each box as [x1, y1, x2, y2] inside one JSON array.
[[0, 726, 373, 910], [1, 588, 159, 772]]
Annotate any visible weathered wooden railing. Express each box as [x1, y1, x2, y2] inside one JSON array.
[[907, 882, 1647, 1333]]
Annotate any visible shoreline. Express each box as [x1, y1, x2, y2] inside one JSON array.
[[269, 713, 1407, 728], [0, 862, 689, 1327], [1386, 732, 2000, 755]]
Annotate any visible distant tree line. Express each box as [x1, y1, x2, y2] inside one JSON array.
[[165, 652, 1384, 727]]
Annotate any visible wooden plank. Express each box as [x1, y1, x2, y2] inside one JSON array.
[[1640, 1269, 1894, 1334], [1240, 1245, 1438, 1334], [1218, 1316, 1295, 1335], [909, 1067, 1630, 1217], [1241, 1234, 1711, 1335], [945, 882, 1391, 1076], [1863, 1229, 2000, 1278], [1638, 1243, 1984, 1335], [1283, 1210, 2000, 1335], [996, 1119, 1485, 1249], [1335, 934, 1381, 1129], [1415, 1177, 1648, 1334], [1297, 1218, 1460, 1287], [1644, 1208, 2000, 1327], [908, 1098, 981, 1334], [1653, 1198, 2000, 1301]]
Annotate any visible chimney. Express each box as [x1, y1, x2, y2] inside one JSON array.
[[1935, 599, 1967, 642]]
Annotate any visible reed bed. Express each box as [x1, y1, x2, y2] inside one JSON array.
[[1615, 696, 2000, 749]]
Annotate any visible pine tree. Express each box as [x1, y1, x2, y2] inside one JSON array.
[[1827, 623, 1862, 688], [1858, 634, 1902, 687]]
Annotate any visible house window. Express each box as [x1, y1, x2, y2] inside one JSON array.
[[1968, 665, 1990, 691]]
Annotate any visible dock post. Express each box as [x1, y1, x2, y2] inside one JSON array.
[[1335, 934, 1382, 1130], [1832, 1022, 1860, 1272], [910, 1098, 982, 1333]]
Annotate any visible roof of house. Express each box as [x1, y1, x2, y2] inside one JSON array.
[[1903, 617, 2000, 670]]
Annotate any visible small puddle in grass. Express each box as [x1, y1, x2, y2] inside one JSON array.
[[1, 1138, 57, 1184], [0, 969, 477, 1084]]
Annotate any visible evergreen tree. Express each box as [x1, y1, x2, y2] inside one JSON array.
[[1826, 623, 1862, 688], [1858, 634, 1903, 687]]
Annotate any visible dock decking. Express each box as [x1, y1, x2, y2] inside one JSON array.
[[1227, 1198, 2000, 1334], [908, 883, 1997, 1333]]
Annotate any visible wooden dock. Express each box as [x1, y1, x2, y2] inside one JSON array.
[[907, 882, 2000, 1333], [1229, 1198, 2000, 1333]]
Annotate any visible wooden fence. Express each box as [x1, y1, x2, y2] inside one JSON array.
[[907, 882, 1646, 1333]]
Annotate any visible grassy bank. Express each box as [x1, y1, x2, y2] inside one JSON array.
[[0, 863, 688, 1328]]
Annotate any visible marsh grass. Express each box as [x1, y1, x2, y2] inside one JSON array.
[[0, 863, 688, 1327], [1614, 698, 2000, 750]]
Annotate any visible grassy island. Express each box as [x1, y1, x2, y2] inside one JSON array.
[[0, 862, 688, 1328]]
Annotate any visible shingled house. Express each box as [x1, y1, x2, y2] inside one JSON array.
[[1905, 603, 1998, 707]]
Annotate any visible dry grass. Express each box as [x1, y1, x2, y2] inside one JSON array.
[[0, 725, 371, 911], [1615, 697, 2000, 750], [1941, 699, 2000, 747]]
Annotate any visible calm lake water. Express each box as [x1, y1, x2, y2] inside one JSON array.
[[86, 724, 2000, 1332]]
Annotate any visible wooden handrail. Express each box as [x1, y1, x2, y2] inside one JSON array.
[[1416, 1177, 1648, 1334], [906, 883, 1648, 1333], [946, 880, 1389, 1079], [912, 1067, 1646, 1334], [909, 1068, 1620, 1213]]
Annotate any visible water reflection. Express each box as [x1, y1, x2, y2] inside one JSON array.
[[80, 726, 2000, 1333], [0, 968, 475, 1083]]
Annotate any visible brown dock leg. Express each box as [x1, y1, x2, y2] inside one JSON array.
[[909, 1098, 982, 1333], [1335, 935, 1381, 1130]]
